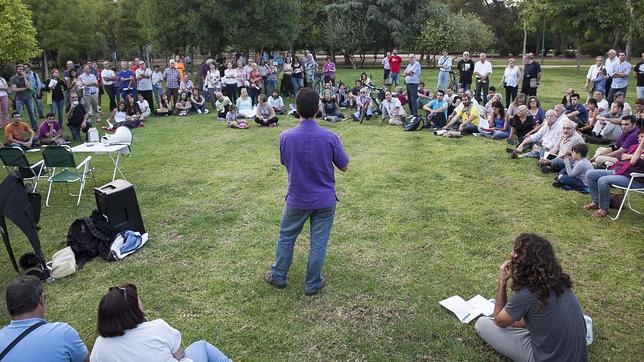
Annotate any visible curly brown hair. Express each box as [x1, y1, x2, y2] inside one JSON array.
[[509, 233, 572, 308]]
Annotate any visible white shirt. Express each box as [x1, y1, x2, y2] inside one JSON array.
[[0, 77, 8, 97], [223, 69, 237, 85], [474, 61, 492, 80], [438, 56, 452, 72], [382, 57, 390, 70], [586, 64, 603, 81], [531, 119, 563, 150], [101, 69, 115, 86], [382, 97, 403, 117], [79, 72, 99, 94], [152, 71, 164, 86], [137, 100, 150, 115], [90, 319, 186, 362], [205, 70, 221, 89], [136, 68, 153, 91], [268, 95, 284, 110], [503, 66, 520, 87], [596, 98, 608, 112], [604, 56, 620, 76]]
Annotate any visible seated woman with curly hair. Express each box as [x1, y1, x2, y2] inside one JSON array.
[[90, 283, 231, 362], [174, 92, 192, 116], [475, 233, 588, 361]]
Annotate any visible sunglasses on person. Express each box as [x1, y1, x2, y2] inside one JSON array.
[[109, 283, 136, 300]]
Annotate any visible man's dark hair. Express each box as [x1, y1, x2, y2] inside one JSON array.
[[419, 82, 425, 87], [572, 143, 588, 157], [621, 115, 636, 124], [489, 86, 496, 92], [587, 98, 597, 107], [436, 89, 444, 96], [6, 276, 43, 316], [46, 112, 55, 118], [296, 87, 320, 119], [97, 284, 146, 337], [11, 111, 20, 117], [509, 234, 572, 309], [636, 98, 644, 106], [354, 79, 362, 85], [613, 101, 624, 111], [571, 93, 580, 100]]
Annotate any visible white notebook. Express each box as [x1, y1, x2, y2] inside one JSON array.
[[439, 295, 495, 323]]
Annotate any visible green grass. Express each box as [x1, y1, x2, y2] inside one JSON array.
[[0, 67, 642, 360]]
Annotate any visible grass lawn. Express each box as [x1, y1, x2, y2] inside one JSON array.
[[0, 67, 641, 360]]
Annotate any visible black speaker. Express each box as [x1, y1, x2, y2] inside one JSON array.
[[94, 180, 145, 234]]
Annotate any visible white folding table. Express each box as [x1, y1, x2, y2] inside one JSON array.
[[71, 143, 130, 181]]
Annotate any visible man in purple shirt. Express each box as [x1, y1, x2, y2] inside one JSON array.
[[264, 87, 349, 296], [591, 115, 640, 167]]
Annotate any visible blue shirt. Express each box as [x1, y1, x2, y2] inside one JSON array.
[[427, 99, 448, 118], [566, 103, 588, 125], [404, 61, 421, 84], [0, 318, 87, 362], [611, 61, 631, 89], [118, 70, 133, 90], [280, 119, 349, 209]]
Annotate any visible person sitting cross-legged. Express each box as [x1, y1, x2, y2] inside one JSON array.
[[509, 109, 562, 159], [4, 111, 36, 149], [443, 92, 480, 135], [90, 283, 231, 362], [552, 143, 593, 193], [190, 89, 207, 114], [226, 105, 247, 129], [174, 92, 192, 117], [423, 89, 448, 129], [478, 101, 509, 139], [584, 128, 644, 217], [475, 233, 588, 362], [352, 87, 372, 123], [39, 112, 69, 145], [586, 102, 624, 144], [321, 90, 345, 123], [0, 276, 89, 362], [268, 90, 284, 115], [254, 94, 278, 127], [538, 120, 585, 173], [381, 90, 406, 126]]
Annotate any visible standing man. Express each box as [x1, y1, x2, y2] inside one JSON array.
[[10, 65, 37, 130], [474, 53, 492, 103], [163, 60, 181, 106], [404, 54, 422, 118], [24, 64, 45, 119], [521, 53, 541, 97], [607, 51, 631, 104], [101, 61, 117, 112], [457, 51, 474, 91], [136, 60, 154, 114], [635, 52, 644, 100], [264, 88, 349, 296], [436, 49, 452, 91], [79, 65, 100, 123], [604, 49, 619, 93], [382, 51, 391, 84], [0, 276, 89, 361], [388, 48, 403, 88], [585, 56, 604, 101], [475, 233, 588, 361]]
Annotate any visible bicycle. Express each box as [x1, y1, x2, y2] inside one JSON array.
[[448, 71, 458, 91]]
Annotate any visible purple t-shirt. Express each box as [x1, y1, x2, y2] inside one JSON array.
[[280, 119, 349, 209], [38, 121, 61, 140], [615, 127, 640, 150]]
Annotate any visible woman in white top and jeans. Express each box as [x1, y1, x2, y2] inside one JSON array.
[[500, 58, 521, 108], [223, 62, 238, 103], [0, 76, 10, 126], [90, 283, 231, 362]]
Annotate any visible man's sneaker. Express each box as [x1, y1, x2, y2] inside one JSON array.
[[552, 181, 563, 188], [197, 109, 202, 114], [305, 278, 326, 296], [505, 147, 515, 153], [510, 150, 518, 159], [204, 109, 209, 114], [97, 106, 101, 112]]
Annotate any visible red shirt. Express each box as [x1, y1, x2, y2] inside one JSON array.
[[389, 55, 402, 73]]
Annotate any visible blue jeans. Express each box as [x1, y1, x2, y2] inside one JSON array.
[[437, 71, 449, 91], [458, 82, 471, 91], [266, 79, 277, 96], [184, 340, 231, 362], [550, 157, 565, 172], [291, 77, 304, 97], [51, 100, 65, 127], [15, 98, 37, 129], [479, 128, 509, 139], [69, 120, 92, 141], [406, 83, 419, 117], [152, 84, 163, 107], [33, 95, 44, 118], [390, 72, 400, 87], [587, 169, 644, 210], [558, 174, 586, 191], [271, 205, 336, 294]]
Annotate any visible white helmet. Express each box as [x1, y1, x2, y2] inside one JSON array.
[[102, 126, 132, 145]]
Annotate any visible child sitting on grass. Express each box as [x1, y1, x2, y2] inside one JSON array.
[[226, 105, 248, 129], [552, 143, 593, 193]]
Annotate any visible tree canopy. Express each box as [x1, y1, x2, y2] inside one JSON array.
[[0, 0, 40, 63]]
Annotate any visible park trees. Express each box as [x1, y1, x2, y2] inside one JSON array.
[[0, 0, 40, 63]]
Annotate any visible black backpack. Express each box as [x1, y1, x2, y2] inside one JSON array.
[[66, 210, 117, 264], [404, 116, 424, 131]]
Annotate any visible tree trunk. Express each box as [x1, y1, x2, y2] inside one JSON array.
[[612, 30, 620, 50], [359, 52, 365, 68], [43, 51, 49, 81], [522, 20, 527, 56], [372, 49, 379, 65], [625, 0, 634, 59], [576, 36, 581, 76]]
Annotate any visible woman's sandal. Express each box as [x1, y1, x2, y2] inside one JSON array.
[[591, 209, 608, 218], [583, 203, 599, 210], [263, 272, 286, 289]]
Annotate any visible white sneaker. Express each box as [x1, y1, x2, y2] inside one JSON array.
[[204, 109, 209, 114], [197, 109, 202, 114], [97, 106, 101, 112]]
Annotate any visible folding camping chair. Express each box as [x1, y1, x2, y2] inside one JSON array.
[[610, 172, 644, 220], [41, 145, 94, 206], [0, 146, 46, 192]]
